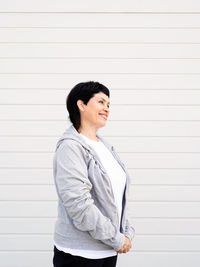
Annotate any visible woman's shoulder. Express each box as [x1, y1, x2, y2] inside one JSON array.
[[55, 139, 89, 169], [58, 139, 85, 152]]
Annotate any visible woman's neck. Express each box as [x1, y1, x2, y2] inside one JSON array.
[[78, 125, 99, 142]]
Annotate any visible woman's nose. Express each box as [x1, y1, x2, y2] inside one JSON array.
[[104, 106, 109, 112]]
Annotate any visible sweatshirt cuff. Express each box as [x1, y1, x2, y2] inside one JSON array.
[[112, 232, 125, 251], [124, 226, 135, 242]]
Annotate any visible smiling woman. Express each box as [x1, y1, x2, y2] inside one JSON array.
[[52, 81, 135, 267], [66, 81, 110, 134], [77, 91, 110, 140]]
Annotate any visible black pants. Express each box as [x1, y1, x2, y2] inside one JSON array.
[[53, 246, 118, 267]]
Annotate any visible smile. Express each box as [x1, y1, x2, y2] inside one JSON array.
[[99, 113, 107, 120]]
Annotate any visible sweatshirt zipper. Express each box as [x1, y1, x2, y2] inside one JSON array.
[[110, 146, 128, 232]]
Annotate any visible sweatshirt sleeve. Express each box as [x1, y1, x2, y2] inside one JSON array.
[[122, 176, 135, 242], [124, 216, 135, 242], [54, 140, 125, 251]]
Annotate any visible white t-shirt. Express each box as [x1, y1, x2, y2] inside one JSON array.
[[54, 133, 126, 259]]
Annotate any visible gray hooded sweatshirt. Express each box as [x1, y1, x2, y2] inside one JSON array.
[[53, 124, 135, 252]]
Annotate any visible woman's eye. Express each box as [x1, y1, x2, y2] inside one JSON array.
[[98, 100, 109, 108]]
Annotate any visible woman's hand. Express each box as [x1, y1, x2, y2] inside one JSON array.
[[117, 236, 132, 254]]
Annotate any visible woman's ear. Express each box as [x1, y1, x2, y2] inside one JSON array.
[[77, 99, 85, 112]]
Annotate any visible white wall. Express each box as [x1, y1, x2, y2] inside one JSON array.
[[1, 1, 200, 266]]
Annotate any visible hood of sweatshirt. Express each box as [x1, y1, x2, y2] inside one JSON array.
[[55, 124, 115, 175], [55, 124, 113, 153], [55, 124, 131, 192]]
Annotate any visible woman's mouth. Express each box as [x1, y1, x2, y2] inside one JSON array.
[[99, 113, 107, 120]]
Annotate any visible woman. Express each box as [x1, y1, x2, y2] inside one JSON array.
[[53, 81, 135, 267]]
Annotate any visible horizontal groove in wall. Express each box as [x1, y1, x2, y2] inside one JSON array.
[[0, 103, 200, 107], [2, 233, 200, 237], [2, 57, 200, 60], [1, 216, 200, 219], [0, 120, 200, 122], [0, 88, 200, 90], [1, 12, 200, 14], [1, 72, 200, 75], [1, 42, 200, 44], [1, 233, 200, 236], [1, 167, 200, 170], [1, 217, 200, 220], [1, 151, 200, 154], [2, 27, 200, 29], [1, 183, 200, 186], [1, 135, 200, 138], [0, 250, 200, 254], [2, 200, 199, 203], [1, 104, 200, 106], [132, 200, 200, 202], [1, 200, 199, 203]]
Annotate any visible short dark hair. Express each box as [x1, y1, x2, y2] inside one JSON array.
[[66, 81, 110, 131]]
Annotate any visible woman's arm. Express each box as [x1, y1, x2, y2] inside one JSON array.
[[55, 140, 125, 251], [124, 217, 135, 242]]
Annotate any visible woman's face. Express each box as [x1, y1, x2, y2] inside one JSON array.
[[78, 92, 110, 130]]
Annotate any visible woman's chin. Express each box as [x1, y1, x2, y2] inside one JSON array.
[[96, 121, 107, 129]]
